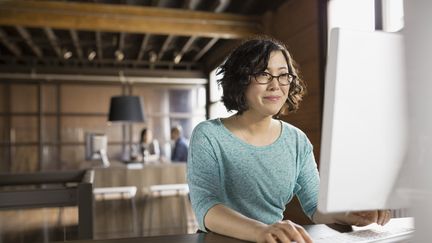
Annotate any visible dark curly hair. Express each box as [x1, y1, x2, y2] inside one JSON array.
[[217, 37, 306, 115]]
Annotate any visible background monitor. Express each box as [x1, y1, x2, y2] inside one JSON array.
[[318, 28, 408, 213], [85, 133, 110, 167]]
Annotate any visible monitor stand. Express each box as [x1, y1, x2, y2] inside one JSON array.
[[98, 149, 110, 167]]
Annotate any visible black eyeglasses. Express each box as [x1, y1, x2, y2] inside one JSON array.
[[252, 72, 296, 86]]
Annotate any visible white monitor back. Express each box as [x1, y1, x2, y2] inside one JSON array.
[[318, 28, 408, 213]]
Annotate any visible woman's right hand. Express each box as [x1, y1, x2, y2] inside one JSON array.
[[255, 220, 313, 243]]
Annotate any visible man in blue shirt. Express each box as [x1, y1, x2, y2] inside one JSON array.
[[171, 126, 188, 162]]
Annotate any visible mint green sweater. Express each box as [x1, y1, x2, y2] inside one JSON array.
[[187, 118, 319, 231]]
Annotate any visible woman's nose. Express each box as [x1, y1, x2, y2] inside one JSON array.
[[267, 78, 280, 90]]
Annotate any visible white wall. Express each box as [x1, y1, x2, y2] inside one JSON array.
[[403, 0, 432, 241]]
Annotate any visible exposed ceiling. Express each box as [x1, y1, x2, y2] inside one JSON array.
[[0, 0, 286, 78]]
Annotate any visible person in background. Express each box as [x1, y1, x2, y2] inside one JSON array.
[[139, 128, 160, 163], [187, 37, 391, 243], [171, 125, 188, 162]]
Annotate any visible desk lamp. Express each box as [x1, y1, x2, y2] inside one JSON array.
[[108, 96, 145, 163], [108, 96, 144, 123]]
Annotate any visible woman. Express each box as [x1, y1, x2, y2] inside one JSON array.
[[139, 128, 160, 163], [187, 38, 391, 243]]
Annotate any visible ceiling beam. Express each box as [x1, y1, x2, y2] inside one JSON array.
[[180, 36, 197, 54], [175, 36, 197, 63], [0, 28, 22, 57], [158, 35, 175, 60], [70, 30, 83, 60], [0, 1, 262, 39], [0, 72, 207, 85], [43, 27, 62, 58], [193, 38, 219, 62], [136, 34, 151, 62], [0, 55, 200, 69], [184, 0, 200, 10], [202, 39, 242, 72], [95, 32, 103, 60], [214, 0, 230, 13], [0, 66, 206, 79], [118, 32, 125, 51], [15, 26, 43, 58]]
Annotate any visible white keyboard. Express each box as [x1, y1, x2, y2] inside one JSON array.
[[314, 226, 414, 243]]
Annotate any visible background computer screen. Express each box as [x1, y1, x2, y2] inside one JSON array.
[[318, 28, 408, 213]]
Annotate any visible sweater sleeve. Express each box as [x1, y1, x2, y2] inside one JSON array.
[[294, 139, 320, 219], [187, 124, 223, 231]]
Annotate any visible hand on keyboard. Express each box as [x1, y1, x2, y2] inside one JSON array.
[[334, 210, 392, 227], [255, 220, 313, 243], [314, 226, 414, 243]]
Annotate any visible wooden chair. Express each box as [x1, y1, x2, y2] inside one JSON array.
[[0, 170, 94, 240]]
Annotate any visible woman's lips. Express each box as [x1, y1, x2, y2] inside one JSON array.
[[263, 96, 281, 101]]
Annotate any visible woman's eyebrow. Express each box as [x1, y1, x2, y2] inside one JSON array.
[[265, 67, 288, 71]]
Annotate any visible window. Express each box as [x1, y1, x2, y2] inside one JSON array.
[[328, 0, 404, 33], [0, 82, 206, 172], [208, 68, 234, 119]]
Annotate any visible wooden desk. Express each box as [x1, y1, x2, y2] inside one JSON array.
[[66, 218, 414, 243], [93, 163, 187, 193], [57, 232, 246, 243]]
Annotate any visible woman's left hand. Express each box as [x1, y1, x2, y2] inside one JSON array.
[[335, 210, 392, 226]]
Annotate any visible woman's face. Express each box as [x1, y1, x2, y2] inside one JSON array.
[[244, 50, 290, 117], [142, 130, 153, 144]]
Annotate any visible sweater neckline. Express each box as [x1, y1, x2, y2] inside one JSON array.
[[216, 118, 284, 150]]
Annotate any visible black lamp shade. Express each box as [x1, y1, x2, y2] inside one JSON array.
[[108, 96, 144, 122]]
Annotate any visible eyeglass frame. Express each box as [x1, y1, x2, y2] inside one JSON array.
[[251, 71, 297, 86]]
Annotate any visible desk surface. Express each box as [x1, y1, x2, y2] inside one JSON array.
[[68, 218, 414, 243], [59, 233, 245, 243]]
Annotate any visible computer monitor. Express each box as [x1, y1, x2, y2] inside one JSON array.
[[318, 28, 408, 213], [85, 133, 110, 167]]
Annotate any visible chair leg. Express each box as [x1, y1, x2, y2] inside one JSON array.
[[148, 195, 153, 236], [178, 192, 186, 233], [131, 196, 138, 236], [57, 207, 64, 240]]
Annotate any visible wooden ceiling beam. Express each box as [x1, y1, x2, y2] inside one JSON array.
[[0, 1, 262, 39], [193, 38, 219, 62], [95, 32, 103, 60], [136, 34, 151, 62], [118, 32, 125, 51], [15, 26, 43, 58], [0, 55, 200, 68], [181, 36, 197, 54], [176, 36, 197, 63], [0, 28, 22, 57], [158, 35, 175, 60], [202, 39, 242, 72], [0, 65, 206, 79], [184, 0, 200, 10], [70, 30, 83, 60], [214, 0, 230, 13], [43, 28, 62, 58]]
